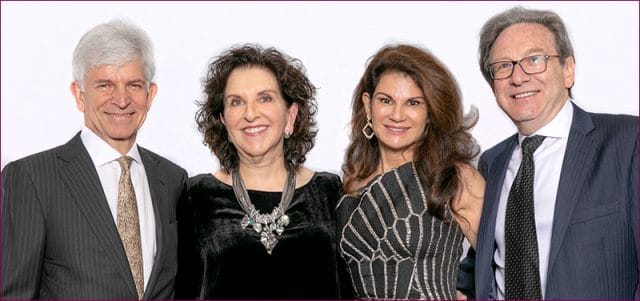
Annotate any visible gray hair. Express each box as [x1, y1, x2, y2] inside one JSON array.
[[72, 19, 155, 88], [478, 6, 575, 94]]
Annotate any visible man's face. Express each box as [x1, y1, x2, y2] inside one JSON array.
[[71, 59, 157, 154], [489, 23, 574, 135]]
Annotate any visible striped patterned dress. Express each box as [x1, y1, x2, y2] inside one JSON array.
[[337, 162, 464, 299]]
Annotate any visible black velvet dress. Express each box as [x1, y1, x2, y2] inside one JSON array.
[[175, 171, 351, 299]]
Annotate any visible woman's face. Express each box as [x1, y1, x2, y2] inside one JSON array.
[[221, 66, 298, 164], [362, 71, 428, 162]]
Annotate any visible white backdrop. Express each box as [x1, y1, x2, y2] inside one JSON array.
[[2, 1, 638, 176]]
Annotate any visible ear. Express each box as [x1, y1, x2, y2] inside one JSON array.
[[146, 82, 158, 109], [219, 112, 234, 143], [71, 81, 86, 112], [285, 103, 299, 133], [361, 92, 372, 119], [220, 112, 226, 126], [563, 56, 576, 89]]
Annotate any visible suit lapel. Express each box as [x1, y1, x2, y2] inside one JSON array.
[[478, 135, 518, 297], [546, 105, 596, 280], [57, 133, 138, 297], [138, 147, 168, 298], [484, 137, 519, 240]]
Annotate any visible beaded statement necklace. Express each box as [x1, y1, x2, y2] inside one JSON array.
[[231, 168, 295, 255]]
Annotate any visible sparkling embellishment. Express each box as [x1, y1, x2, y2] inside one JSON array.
[[232, 168, 296, 255]]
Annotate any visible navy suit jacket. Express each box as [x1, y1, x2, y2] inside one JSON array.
[[474, 103, 638, 299], [1, 133, 188, 299]]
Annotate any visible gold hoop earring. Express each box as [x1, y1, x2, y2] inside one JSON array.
[[362, 118, 374, 140]]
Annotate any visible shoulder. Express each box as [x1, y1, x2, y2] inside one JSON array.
[[571, 104, 636, 140], [451, 163, 485, 248], [456, 163, 485, 191], [588, 111, 638, 137], [480, 135, 517, 161], [302, 171, 343, 196], [299, 167, 342, 190], [454, 163, 485, 208], [311, 170, 342, 187], [336, 193, 360, 222], [3, 142, 69, 176], [186, 173, 233, 209], [187, 172, 224, 191], [478, 134, 518, 174], [138, 146, 187, 176], [571, 110, 638, 158], [298, 168, 344, 209]]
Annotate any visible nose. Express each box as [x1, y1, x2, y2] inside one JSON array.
[[243, 101, 258, 121], [510, 63, 530, 86], [390, 103, 405, 122], [111, 86, 131, 108]]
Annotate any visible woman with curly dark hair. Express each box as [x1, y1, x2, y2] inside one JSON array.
[[176, 44, 349, 299], [337, 44, 485, 299]]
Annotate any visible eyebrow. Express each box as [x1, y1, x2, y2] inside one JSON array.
[[226, 89, 279, 99], [374, 91, 425, 101], [491, 47, 547, 62], [91, 78, 146, 85], [92, 79, 112, 84], [257, 89, 279, 96]]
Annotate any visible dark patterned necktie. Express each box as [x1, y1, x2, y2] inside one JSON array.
[[116, 156, 144, 299], [505, 135, 546, 300]]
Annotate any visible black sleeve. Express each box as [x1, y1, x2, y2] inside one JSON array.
[[174, 186, 203, 299], [456, 247, 476, 299]]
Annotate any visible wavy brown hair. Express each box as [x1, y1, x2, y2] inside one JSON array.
[[343, 44, 479, 221], [195, 44, 317, 172]]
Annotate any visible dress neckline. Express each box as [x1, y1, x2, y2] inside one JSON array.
[[208, 171, 318, 193], [356, 161, 416, 193]]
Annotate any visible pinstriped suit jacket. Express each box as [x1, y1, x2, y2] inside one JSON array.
[[1, 133, 188, 299], [473, 103, 639, 299]]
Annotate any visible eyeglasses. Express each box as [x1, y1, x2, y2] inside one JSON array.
[[487, 55, 561, 80]]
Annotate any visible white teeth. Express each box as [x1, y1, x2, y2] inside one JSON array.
[[244, 126, 266, 134], [387, 127, 407, 132], [111, 113, 132, 117], [514, 91, 537, 98]]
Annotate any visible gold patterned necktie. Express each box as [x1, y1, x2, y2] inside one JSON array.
[[116, 156, 144, 299]]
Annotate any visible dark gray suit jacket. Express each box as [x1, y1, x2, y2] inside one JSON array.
[[473, 103, 638, 299], [2, 133, 188, 299]]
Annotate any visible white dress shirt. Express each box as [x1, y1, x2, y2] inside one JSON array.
[[80, 126, 157, 290], [494, 100, 573, 299]]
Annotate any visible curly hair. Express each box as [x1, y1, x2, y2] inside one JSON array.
[[343, 44, 479, 221], [195, 44, 317, 172]]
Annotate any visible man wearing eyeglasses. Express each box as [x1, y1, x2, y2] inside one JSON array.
[[458, 6, 638, 300]]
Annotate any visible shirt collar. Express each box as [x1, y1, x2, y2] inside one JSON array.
[[80, 125, 142, 167], [518, 99, 574, 144]]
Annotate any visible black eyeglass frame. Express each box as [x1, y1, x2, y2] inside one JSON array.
[[487, 55, 561, 80]]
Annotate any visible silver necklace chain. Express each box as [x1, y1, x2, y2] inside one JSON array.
[[231, 168, 295, 255]]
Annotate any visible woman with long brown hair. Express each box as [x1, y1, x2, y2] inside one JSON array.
[[337, 44, 484, 299]]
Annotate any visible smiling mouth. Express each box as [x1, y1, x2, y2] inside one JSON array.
[[385, 125, 409, 134], [243, 126, 267, 135], [513, 91, 538, 99], [107, 112, 134, 118]]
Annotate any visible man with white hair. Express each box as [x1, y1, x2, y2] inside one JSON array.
[[2, 20, 187, 299]]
